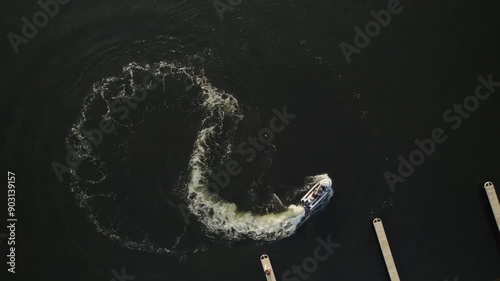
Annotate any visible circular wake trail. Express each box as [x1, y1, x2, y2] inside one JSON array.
[[66, 59, 310, 249]]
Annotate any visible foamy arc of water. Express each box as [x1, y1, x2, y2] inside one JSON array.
[[66, 62, 191, 256], [184, 71, 307, 241]]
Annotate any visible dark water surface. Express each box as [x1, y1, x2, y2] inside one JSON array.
[[2, 0, 500, 280]]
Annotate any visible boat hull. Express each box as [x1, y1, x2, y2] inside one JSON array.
[[300, 178, 333, 213]]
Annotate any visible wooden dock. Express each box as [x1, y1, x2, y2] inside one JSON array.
[[373, 218, 400, 281], [484, 181, 500, 233], [260, 254, 277, 281]]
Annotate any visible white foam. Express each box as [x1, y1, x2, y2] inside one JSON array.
[[182, 68, 310, 241], [66, 62, 185, 256]]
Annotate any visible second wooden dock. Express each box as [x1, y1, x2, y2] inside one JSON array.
[[373, 218, 400, 281], [484, 181, 500, 233], [260, 254, 277, 281]]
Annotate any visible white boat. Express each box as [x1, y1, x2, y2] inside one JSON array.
[[300, 178, 333, 212]]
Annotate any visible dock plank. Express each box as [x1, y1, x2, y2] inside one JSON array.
[[260, 254, 277, 281], [373, 218, 401, 281], [484, 182, 500, 233]]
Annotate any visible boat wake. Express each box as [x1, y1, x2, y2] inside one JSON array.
[[183, 66, 310, 241], [65, 59, 333, 257]]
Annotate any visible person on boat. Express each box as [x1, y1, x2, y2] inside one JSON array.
[[308, 194, 316, 204], [319, 185, 327, 195]]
